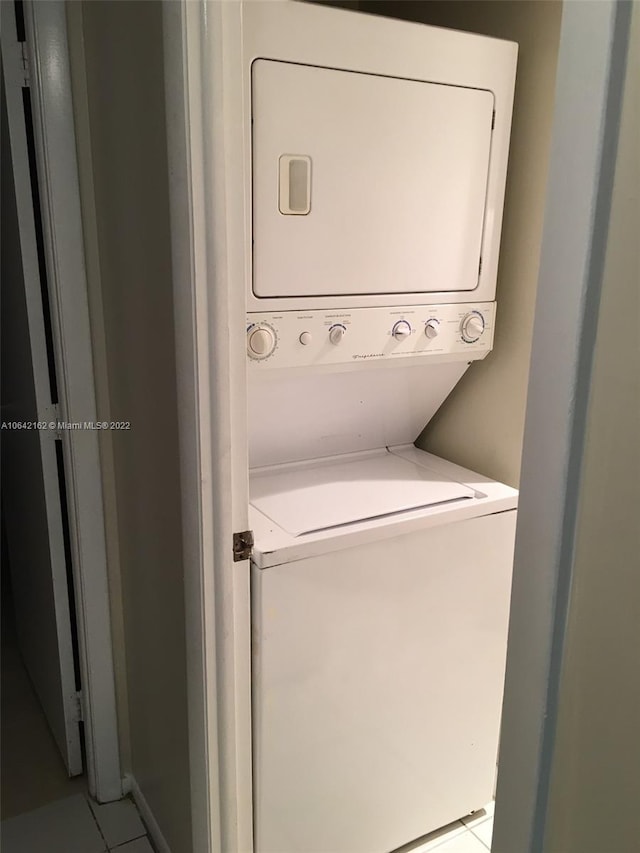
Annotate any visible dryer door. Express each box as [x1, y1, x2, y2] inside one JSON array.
[[252, 60, 494, 300]]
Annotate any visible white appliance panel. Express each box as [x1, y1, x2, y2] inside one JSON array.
[[252, 60, 494, 300], [248, 361, 468, 467], [247, 301, 495, 370], [252, 509, 517, 853], [250, 450, 474, 536]]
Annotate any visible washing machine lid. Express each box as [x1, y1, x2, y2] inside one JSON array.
[[252, 59, 494, 299], [250, 450, 475, 537]]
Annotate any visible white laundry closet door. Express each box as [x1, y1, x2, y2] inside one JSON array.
[[252, 59, 494, 300], [1, 27, 82, 776]]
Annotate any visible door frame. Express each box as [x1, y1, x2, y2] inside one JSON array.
[[163, 3, 252, 851], [494, 2, 633, 851], [1, 0, 123, 802], [164, 2, 633, 853]]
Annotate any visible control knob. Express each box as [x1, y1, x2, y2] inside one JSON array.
[[424, 320, 439, 340], [247, 324, 277, 360], [461, 312, 485, 343], [392, 320, 412, 341], [329, 324, 346, 345]]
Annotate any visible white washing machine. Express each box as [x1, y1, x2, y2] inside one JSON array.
[[239, 3, 518, 851], [250, 447, 517, 853]]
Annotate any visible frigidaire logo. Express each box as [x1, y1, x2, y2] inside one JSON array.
[[353, 353, 384, 360]]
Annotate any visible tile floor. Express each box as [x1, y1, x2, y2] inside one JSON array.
[[0, 787, 494, 853], [397, 802, 494, 852], [1, 589, 87, 819], [0, 793, 155, 853], [1, 603, 155, 851]]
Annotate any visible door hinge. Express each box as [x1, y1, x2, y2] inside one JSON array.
[[233, 530, 254, 562], [72, 690, 84, 723], [20, 42, 30, 87], [52, 402, 62, 439], [491, 110, 496, 130]]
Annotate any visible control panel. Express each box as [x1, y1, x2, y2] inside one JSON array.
[[246, 303, 495, 368]]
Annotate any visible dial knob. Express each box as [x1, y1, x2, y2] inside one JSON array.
[[329, 325, 346, 345], [247, 325, 276, 359], [392, 320, 412, 341], [424, 321, 439, 340], [299, 331, 312, 346], [461, 313, 485, 343]]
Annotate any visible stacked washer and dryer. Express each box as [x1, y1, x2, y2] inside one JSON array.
[[240, 4, 518, 852]]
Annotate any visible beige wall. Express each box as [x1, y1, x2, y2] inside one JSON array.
[[66, 2, 191, 850], [361, 1, 563, 487], [545, 7, 640, 851]]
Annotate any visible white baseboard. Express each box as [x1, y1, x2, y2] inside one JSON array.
[[123, 774, 172, 853]]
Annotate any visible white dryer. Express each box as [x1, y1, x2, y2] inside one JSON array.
[[237, 3, 518, 852]]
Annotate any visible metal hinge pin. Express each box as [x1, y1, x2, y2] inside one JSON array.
[[233, 530, 254, 562]]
